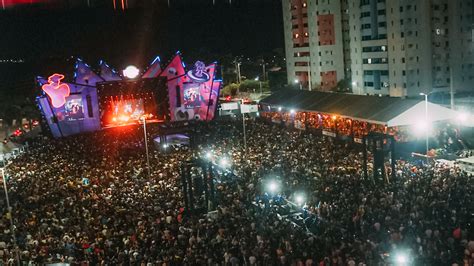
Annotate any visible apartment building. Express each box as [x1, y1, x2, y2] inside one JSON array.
[[283, 0, 474, 97]]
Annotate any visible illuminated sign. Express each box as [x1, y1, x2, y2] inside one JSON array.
[[42, 74, 71, 108], [187, 61, 210, 83]]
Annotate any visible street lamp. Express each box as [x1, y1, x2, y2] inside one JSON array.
[[255, 77, 263, 96], [294, 79, 302, 90], [1, 167, 20, 265], [419, 93, 430, 163], [140, 116, 151, 177]]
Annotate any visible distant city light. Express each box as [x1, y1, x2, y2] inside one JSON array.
[[205, 151, 213, 160], [123, 65, 139, 79]]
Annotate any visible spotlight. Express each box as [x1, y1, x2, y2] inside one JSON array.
[[205, 151, 213, 160], [278, 107, 282, 111], [290, 109, 295, 114], [413, 120, 431, 136], [162, 144, 168, 149], [123, 65, 139, 79]]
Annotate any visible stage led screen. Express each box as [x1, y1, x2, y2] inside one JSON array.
[[96, 78, 167, 128], [167, 60, 220, 121], [64, 94, 85, 121], [104, 96, 146, 126], [173, 81, 219, 121]]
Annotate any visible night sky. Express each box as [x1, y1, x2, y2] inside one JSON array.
[[0, 0, 284, 90]]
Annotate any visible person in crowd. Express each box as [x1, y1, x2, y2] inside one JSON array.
[[0, 118, 472, 265]]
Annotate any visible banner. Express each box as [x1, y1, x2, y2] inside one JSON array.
[[221, 102, 239, 110], [241, 104, 258, 114]]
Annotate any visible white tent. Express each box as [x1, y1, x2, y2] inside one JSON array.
[[387, 101, 461, 127]]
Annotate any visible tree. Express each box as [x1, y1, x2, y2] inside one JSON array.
[[221, 83, 239, 97], [238, 80, 260, 93], [268, 71, 287, 91], [332, 79, 352, 93]]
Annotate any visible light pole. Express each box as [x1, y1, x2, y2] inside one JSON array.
[[420, 93, 429, 163], [1, 167, 20, 265], [235, 62, 242, 83], [241, 101, 247, 155], [140, 117, 151, 177], [294, 79, 302, 90], [255, 77, 263, 96]]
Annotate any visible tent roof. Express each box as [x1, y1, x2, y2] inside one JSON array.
[[260, 90, 459, 127]]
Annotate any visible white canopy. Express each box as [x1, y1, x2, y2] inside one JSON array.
[[387, 101, 460, 127]]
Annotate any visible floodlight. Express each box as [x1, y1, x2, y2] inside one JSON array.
[[457, 112, 469, 123], [413, 120, 431, 136]]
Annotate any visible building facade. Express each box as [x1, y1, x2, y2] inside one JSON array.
[[282, 0, 347, 91], [283, 0, 474, 97]]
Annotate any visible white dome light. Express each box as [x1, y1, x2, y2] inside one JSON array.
[[123, 65, 139, 79]]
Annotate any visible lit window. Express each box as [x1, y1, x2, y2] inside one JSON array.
[[368, 58, 372, 64], [295, 33, 299, 38], [304, 32, 309, 37], [303, 2, 307, 7]]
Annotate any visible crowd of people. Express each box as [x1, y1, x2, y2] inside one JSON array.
[[0, 118, 473, 265]]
